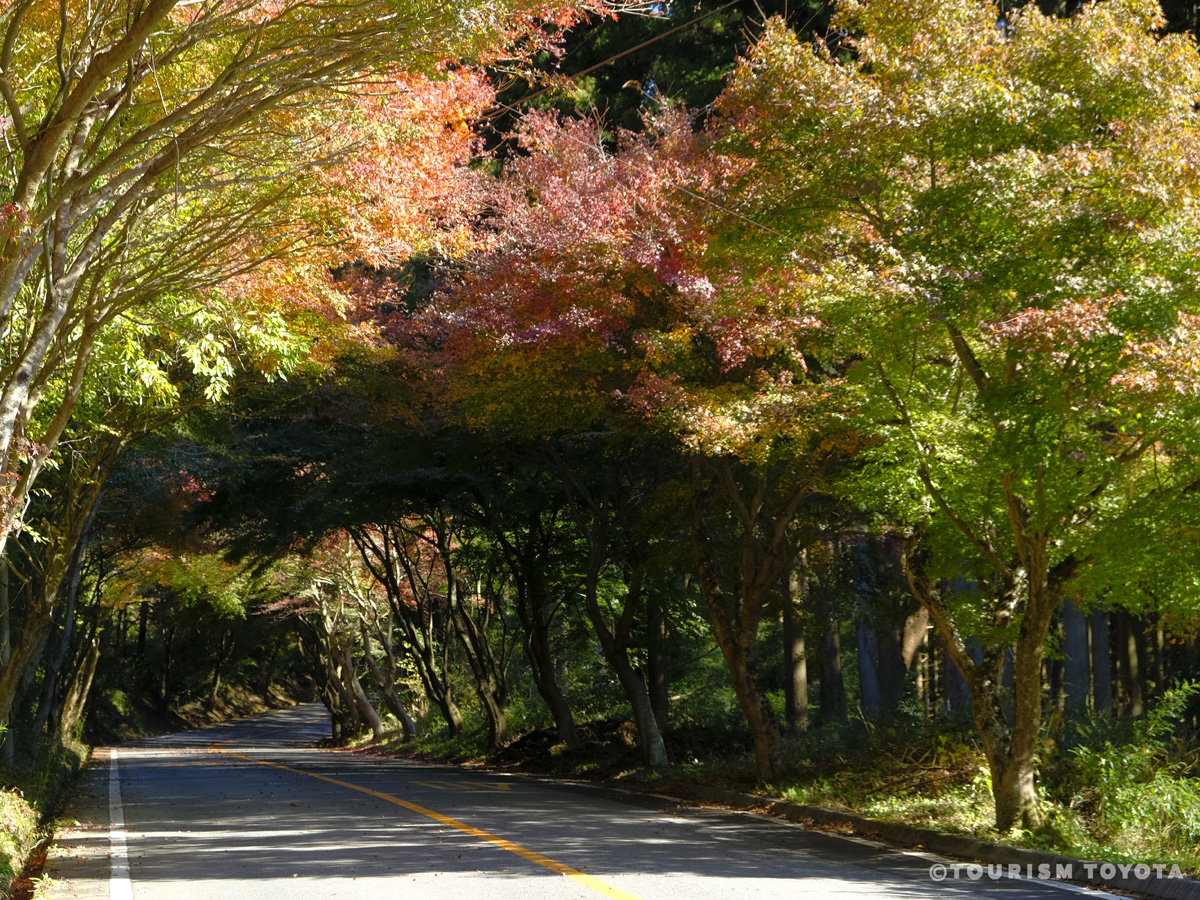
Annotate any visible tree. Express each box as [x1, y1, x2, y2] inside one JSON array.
[[0, 0, 600, 556], [712, 0, 1200, 828], [402, 105, 859, 779], [0, 0, 611, 740]]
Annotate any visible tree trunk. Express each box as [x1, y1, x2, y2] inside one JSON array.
[[0, 557, 9, 768], [857, 621, 882, 722], [815, 579, 847, 726], [30, 550, 86, 741], [350, 527, 462, 738], [360, 627, 416, 740], [1133, 614, 1151, 706], [1090, 609, 1112, 715], [137, 600, 148, 659], [33, 498, 102, 740], [58, 634, 101, 740], [550, 450, 668, 764], [0, 466, 114, 731], [0, 559, 8, 673], [876, 623, 907, 718], [1118, 611, 1143, 717], [903, 530, 1073, 832], [1062, 599, 1089, 720], [343, 636, 385, 741], [159, 625, 176, 713], [446, 576, 507, 752], [259, 635, 280, 704], [647, 589, 670, 734], [782, 558, 809, 732], [207, 631, 232, 711], [691, 464, 784, 781], [580, 562, 667, 768], [1152, 615, 1165, 700], [514, 592, 579, 749], [944, 645, 972, 718], [0, 594, 54, 733]]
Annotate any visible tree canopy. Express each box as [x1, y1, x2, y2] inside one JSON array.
[[5, 0, 1200, 856]]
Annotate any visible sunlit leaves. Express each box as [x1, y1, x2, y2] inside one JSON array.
[[714, 0, 1200, 617]]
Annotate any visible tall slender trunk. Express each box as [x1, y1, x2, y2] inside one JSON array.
[[1152, 615, 1165, 699], [647, 589, 670, 734], [30, 533, 88, 741], [351, 527, 462, 737], [445, 572, 507, 752], [0, 559, 8, 672], [782, 556, 809, 731], [0, 558, 9, 767], [944, 643, 972, 718], [551, 450, 667, 763], [815, 578, 847, 726], [259, 636, 280, 704], [58, 633, 101, 742], [137, 600, 149, 659], [691, 464, 784, 782], [857, 621, 881, 722], [159, 625, 176, 713], [904, 530, 1076, 832], [581, 563, 667, 768], [1062, 599, 1089, 720], [1118, 611, 1144, 717], [0, 466, 114, 728], [1133, 615, 1151, 704], [1090, 609, 1112, 715], [207, 630, 232, 711], [395, 609, 461, 737]]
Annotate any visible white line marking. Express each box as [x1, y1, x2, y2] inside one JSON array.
[[109, 749, 133, 900]]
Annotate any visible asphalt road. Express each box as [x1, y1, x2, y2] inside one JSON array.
[[44, 704, 1123, 900]]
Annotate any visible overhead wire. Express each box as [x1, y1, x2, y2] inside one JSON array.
[[484, 0, 840, 258]]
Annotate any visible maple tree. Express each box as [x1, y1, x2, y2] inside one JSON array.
[[0, 0, 605, 554], [392, 101, 864, 779], [0, 0, 613, 742], [712, 0, 1200, 828]]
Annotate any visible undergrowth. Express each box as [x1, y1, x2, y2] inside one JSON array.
[[0, 738, 89, 897], [0, 786, 39, 896]]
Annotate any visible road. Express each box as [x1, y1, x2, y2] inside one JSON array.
[[43, 704, 1122, 900]]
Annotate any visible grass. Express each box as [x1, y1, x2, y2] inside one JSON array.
[[0, 787, 39, 895], [0, 737, 89, 898]]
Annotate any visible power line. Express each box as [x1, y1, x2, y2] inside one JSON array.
[[504, 0, 744, 110], [483, 0, 840, 254]]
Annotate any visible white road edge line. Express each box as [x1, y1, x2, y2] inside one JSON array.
[[109, 749, 134, 900]]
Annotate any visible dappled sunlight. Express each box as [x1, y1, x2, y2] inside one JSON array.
[[30, 706, 1116, 900]]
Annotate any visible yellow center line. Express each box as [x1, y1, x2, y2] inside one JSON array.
[[210, 747, 642, 900]]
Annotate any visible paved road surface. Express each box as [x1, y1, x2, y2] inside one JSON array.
[[44, 705, 1122, 900]]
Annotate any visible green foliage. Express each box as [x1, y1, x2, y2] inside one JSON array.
[[717, 0, 1200, 602], [1057, 685, 1200, 864]]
